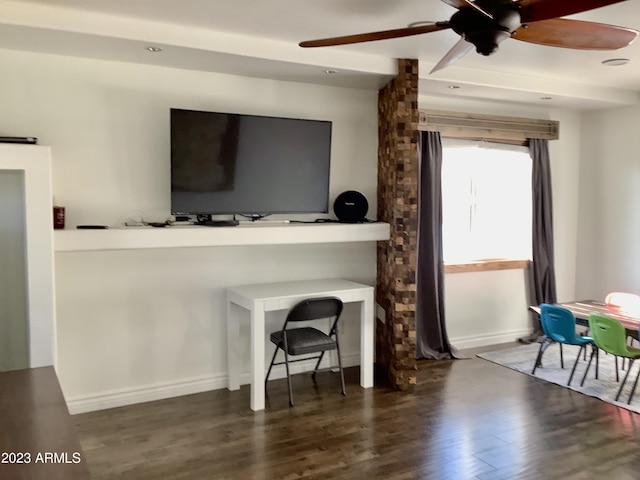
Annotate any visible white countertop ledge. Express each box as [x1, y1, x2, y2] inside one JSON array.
[[54, 222, 391, 252]]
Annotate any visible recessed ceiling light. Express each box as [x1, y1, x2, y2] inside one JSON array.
[[146, 46, 163, 53], [602, 58, 630, 66], [323, 69, 337, 74], [448, 85, 461, 89]]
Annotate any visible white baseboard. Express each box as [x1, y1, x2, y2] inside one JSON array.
[[66, 374, 227, 414], [67, 352, 361, 415], [450, 328, 532, 350], [68, 331, 528, 415], [66, 331, 526, 415]]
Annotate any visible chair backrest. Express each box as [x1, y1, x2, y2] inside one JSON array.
[[588, 312, 629, 356], [605, 292, 640, 316], [285, 297, 343, 325], [539, 303, 581, 344]]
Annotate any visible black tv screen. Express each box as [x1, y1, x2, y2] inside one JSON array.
[[170, 108, 332, 216]]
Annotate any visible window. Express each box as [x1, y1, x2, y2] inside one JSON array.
[[441, 138, 532, 264]]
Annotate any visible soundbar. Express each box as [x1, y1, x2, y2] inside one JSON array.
[[197, 219, 239, 227]]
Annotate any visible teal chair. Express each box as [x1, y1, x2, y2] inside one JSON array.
[[581, 313, 640, 404], [532, 304, 595, 386]]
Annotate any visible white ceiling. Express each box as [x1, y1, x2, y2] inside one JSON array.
[[2, 0, 640, 109]]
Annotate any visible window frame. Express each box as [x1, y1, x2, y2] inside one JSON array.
[[440, 138, 532, 269], [418, 109, 558, 274]]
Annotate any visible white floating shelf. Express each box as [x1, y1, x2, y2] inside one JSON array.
[[54, 222, 391, 252]]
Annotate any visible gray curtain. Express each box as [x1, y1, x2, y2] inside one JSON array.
[[521, 138, 557, 342], [416, 131, 455, 359]]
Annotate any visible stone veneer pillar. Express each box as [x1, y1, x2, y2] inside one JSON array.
[[376, 58, 419, 390]]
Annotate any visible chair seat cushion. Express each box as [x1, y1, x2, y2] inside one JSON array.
[[270, 327, 337, 355]]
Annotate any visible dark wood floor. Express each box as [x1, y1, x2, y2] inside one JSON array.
[[74, 344, 640, 480], [0, 367, 91, 480]]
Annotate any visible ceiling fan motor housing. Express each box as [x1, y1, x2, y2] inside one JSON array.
[[450, 5, 521, 56]]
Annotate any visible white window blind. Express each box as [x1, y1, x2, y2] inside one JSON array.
[[441, 138, 532, 263]]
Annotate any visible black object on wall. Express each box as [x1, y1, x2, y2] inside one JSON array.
[[333, 190, 368, 223]]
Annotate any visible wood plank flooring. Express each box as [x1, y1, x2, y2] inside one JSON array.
[[73, 344, 640, 480], [0, 367, 91, 480]]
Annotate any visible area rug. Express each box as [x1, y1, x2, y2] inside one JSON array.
[[477, 343, 640, 415]]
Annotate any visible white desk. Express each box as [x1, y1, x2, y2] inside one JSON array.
[[226, 278, 375, 411]]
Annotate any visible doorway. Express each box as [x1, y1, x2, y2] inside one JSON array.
[[0, 170, 28, 371]]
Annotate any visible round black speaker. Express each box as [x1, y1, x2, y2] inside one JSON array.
[[333, 190, 368, 223]]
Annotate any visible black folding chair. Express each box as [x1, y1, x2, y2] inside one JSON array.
[[265, 297, 346, 406]]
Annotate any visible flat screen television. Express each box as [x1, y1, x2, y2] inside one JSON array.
[[170, 108, 332, 218]]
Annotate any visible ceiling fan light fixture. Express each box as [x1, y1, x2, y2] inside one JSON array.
[[470, 30, 511, 55], [450, 7, 518, 57], [601, 58, 630, 66]]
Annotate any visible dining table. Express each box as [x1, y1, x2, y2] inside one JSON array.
[[529, 300, 640, 338]]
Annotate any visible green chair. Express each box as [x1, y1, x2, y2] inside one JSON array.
[[581, 312, 640, 404]]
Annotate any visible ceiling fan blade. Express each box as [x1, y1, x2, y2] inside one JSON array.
[[441, 0, 492, 17], [441, 0, 471, 9], [519, 0, 628, 23], [299, 23, 450, 48], [430, 38, 475, 74], [513, 18, 638, 50]]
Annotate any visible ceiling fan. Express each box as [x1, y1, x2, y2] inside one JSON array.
[[299, 0, 638, 74]]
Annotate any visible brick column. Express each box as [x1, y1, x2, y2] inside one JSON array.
[[376, 59, 419, 390]]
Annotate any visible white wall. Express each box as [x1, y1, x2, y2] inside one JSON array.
[[0, 45, 584, 409], [0, 50, 378, 226], [548, 109, 582, 303], [55, 244, 375, 409], [577, 105, 640, 299], [420, 95, 582, 348], [0, 48, 378, 412]]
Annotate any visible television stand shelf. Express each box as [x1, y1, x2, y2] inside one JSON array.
[[54, 222, 390, 252]]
